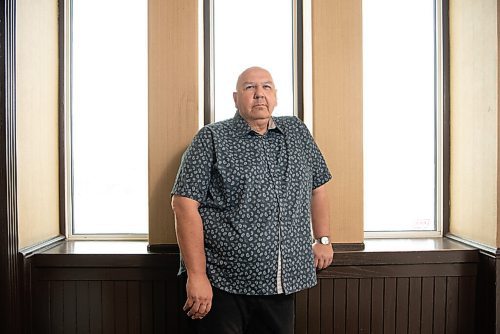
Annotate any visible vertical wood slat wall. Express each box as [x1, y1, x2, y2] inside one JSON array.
[[31, 256, 476, 333], [34, 278, 188, 334], [148, 0, 199, 245], [312, 0, 364, 244], [295, 276, 475, 334]]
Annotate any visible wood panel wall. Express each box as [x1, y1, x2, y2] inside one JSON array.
[[148, 0, 199, 244], [32, 274, 476, 334], [16, 0, 60, 249], [1, 1, 22, 333], [449, 0, 499, 248], [297, 267, 476, 333], [29, 242, 478, 333], [311, 0, 364, 244]]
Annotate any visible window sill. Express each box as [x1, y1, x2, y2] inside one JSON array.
[[29, 237, 478, 268]]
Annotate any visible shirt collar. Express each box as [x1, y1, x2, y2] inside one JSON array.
[[233, 112, 284, 136]]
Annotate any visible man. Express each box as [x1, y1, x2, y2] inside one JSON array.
[[171, 67, 333, 333]]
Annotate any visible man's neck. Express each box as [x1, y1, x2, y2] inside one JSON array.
[[247, 118, 270, 135]]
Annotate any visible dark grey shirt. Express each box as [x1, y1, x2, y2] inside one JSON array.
[[172, 113, 332, 295]]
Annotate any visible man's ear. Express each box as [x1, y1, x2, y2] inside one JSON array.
[[233, 92, 238, 108]]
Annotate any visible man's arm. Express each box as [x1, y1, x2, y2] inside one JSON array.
[[172, 195, 212, 319], [311, 184, 334, 270]]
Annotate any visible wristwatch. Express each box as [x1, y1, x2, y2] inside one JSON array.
[[314, 236, 330, 245]]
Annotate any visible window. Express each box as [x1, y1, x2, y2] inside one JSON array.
[[363, 0, 442, 235], [205, 0, 303, 123], [66, 0, 148, 237]]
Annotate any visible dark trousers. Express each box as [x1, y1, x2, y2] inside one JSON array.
[[181, 280, 295, 334]]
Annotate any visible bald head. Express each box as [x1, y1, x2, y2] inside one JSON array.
[[235, 67, 275, 90]]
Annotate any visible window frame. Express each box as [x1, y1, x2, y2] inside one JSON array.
[[61, 0, 148, 240], [201, 0, 311, 128], [363, 0, 446, 238]]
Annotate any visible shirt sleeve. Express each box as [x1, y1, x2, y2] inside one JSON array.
[[171, 126, 214, 203], [298, 119, 332, 189]]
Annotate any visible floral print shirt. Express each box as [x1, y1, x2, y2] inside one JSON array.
[[172, 113, 332, 295]]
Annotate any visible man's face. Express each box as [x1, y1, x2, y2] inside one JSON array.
[[233, 68, 277, 123]]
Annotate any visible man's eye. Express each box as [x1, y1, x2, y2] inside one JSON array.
[[244, 85, 255, 90], [263, 85, 272, 90]]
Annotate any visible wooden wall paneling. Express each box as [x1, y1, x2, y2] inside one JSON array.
[[324, 263, 477, 279], [165, 275, 179, 333], [307, 283, 321, 334], [0, 1, 22, 332], [408, 277, 422, 333], [458, 276, 475, 334], [32, 280, 51, 333], [51, 281, 64, 334], [21, 255, 34, 334], [395, 278, 410, 334], [420, 277, 435, 333], [446, 277, 460, 333], [384, 278, 397, 334], [102, 281, 115, 333], [36, 268, 177, 281], [496, 255, 500, 334], [345, 278, 359, 333], [319, 279, 333, 334], [28, 245, 479, 333], [371, 278, 384, 333], [76, 281, 90, 334], [63, 281, 76, 334], [494, 256, 500, 334], [177, 277, 190, 333], [140, 281, 154, 334], [295, 289, 308, 333], [333, 279, 347, 333], [433, 276, 447, 333], [114, 281, 128, 334], [358, 278, 372, 333], [88, 281, 102, 334], [148, 0, 199, 245], [153, 280, 166, 333], [312, 0, 364, 244], [127, 281, 141, 333]]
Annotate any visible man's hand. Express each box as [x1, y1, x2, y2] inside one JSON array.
[[313, 242, 334, 270], [183, 273, 213, 320]]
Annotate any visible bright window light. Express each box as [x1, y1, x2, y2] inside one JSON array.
[[363, 0, 437, 232], [71, 0, 148, 235], [212, 0, 295, 122]]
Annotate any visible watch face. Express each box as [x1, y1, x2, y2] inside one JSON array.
[[320, 236, 330, 245]]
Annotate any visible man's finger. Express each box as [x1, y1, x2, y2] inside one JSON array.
[[205, 303, 212, 314], [187, 300, 201, 316], [183, 298, 194, 312], [197, 303, 208, 316]]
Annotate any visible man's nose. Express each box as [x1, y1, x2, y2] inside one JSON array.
[[254, 86, 265, 98]]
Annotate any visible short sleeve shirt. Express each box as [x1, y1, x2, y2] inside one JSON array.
[[172, 113, 332, 295]]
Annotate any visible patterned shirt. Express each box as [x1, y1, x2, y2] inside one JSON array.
[[172, 113, 332, 295]]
